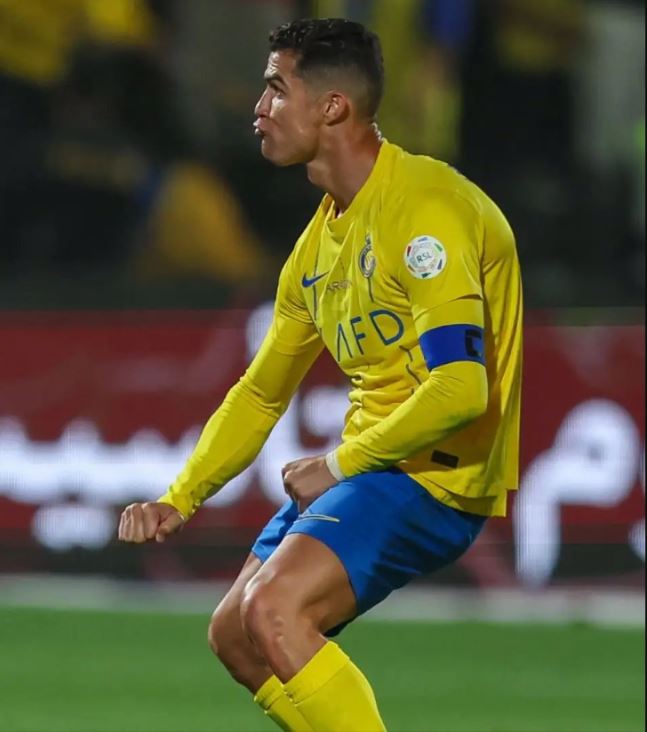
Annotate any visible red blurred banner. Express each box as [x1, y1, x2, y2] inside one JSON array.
[[0, 307, 644, 587]]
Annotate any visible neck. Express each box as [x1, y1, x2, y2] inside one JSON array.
[[305, 124, 383, 214]]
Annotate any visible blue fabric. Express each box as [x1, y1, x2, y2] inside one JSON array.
[[419, 323, 485, 370], [251, 468, 486, 636], [421, 0, 475, 51]]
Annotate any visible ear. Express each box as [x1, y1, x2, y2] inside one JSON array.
[[322, 91, 350, 125]]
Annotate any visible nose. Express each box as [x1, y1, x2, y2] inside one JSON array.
[[254, 88, 270, 118]]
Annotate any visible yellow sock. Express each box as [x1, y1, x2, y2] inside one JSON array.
[[254, 674, 313, 732], [284, 641, 386, 732]]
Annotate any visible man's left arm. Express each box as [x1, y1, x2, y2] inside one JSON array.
[[329, 324, 487, 479], [329, 189, 488, 479], [285, 302, 487, 504]]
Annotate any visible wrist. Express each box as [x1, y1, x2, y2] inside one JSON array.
[[157, 492, 191, 521], [324, 450, 346, 482]]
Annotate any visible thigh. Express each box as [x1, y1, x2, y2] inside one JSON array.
[[250, 532, 358, 635], [249, 498, 356, 634], [285, 469, 487, 626]]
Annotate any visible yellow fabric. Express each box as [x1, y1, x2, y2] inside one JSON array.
[[314, 0, 461, 158], [254, 675, 312, 732], [495, 0, 584, 73], [158, 281, 323, 518], [136, 163, 269, 284], [0, 0, 155, 86], [159, 141, 523, 519], [84, 0, 156, 45], [312, 0, 347, 17], [283, 641, 386, 732], [373, 0, 460, 158]]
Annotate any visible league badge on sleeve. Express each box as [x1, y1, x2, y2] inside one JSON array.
[[404, 236, 447, 280]]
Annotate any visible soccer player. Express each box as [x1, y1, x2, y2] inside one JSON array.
[[118, 17, 522, 732]]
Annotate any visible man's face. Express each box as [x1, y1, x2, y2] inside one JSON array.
[[254, 51, 323, 166]]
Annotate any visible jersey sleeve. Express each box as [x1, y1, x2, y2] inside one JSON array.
[[158, 250, 323, 518], [332, 189, 488, 478], [393, 188, 484, 333]]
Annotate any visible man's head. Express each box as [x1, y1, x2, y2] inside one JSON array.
[[254, 18, 384, 166]]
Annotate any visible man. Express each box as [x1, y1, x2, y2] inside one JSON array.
[[118, 17, 522, 732]]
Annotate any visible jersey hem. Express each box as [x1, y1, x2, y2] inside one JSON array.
[[403, 472, 508, 517]]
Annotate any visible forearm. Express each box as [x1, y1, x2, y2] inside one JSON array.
[[330, 361, 488, 478], [158, 377, 284, 518], [158, 305, 323, 518]]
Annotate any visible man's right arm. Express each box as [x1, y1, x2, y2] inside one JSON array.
[[157, 311, 322, 519], [118, 250, 323, 539]]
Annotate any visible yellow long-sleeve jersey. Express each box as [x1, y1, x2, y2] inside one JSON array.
[[159, 141, 523, 519]]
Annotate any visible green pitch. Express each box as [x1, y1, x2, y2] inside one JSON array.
[[0, 607, 643, 732]]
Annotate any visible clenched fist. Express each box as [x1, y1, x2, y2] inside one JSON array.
[[118, 502, 185, 543], [282, 455, 337, 513]]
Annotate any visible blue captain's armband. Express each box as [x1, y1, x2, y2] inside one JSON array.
[[419, 324, 485, 370]]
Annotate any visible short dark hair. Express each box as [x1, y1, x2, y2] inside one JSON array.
[[269, 18, 385, 120]]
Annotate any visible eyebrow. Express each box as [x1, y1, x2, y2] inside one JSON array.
[[264, 73, 287, 89]]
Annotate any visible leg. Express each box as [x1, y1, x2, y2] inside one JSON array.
[[239, 469, 486, 732], [210, 498, 301, 691], [241, 533, 386, 732], [209, 552, 313, 732], [208, 552, 272, 693], [240, 533, 356, 680]]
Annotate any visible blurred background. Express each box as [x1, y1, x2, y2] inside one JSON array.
[[0, 2, 644, 732]]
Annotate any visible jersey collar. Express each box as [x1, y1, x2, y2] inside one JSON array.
[[324, 140, 396, 241]]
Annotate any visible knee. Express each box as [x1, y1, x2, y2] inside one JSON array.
[[207, 605, 228, 659], [208, 600, 272, 692], [240, 578, 286, 649], [240, 575, 297, 652], [208, 603, 245, 667]]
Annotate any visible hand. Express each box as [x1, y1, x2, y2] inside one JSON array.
[[118, 502, 185, 544], [281, 455, 337, 513]]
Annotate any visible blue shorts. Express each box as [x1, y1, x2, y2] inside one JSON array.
[[251, 468, 486, 635]]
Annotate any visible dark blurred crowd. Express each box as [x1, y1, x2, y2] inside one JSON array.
[[0, 0, 644, 309]]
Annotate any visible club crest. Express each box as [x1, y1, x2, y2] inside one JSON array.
[[359, 235, 376, 278]]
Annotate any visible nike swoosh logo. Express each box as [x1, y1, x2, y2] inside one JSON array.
[[301, 272, 328, 288], [294, 513, 340, 524]]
